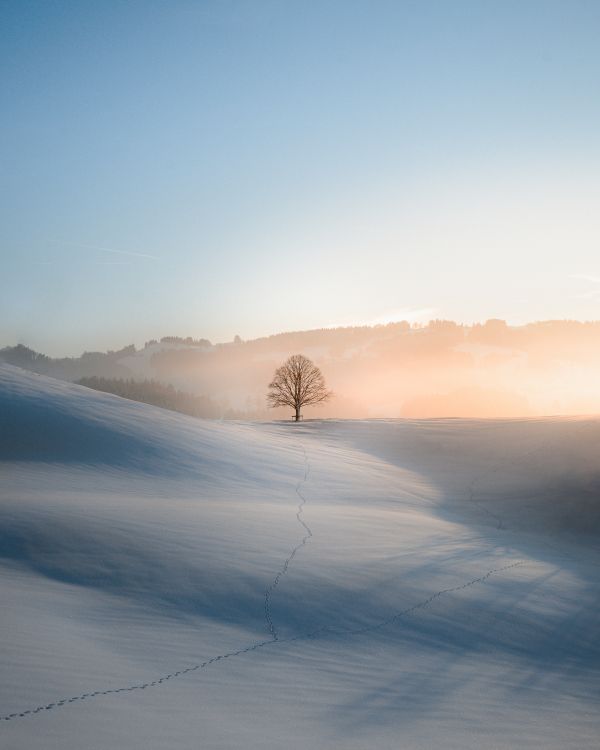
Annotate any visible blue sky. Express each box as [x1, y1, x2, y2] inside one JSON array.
[[2, 0, 600, 355]]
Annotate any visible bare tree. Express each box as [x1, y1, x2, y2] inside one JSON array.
[[267, 354, 332, 421]]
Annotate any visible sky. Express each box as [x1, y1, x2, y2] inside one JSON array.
[[2, 0, 600, 356]]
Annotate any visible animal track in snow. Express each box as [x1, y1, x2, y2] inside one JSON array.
[[1, 439, 527, 723], [264, 442, 312, 640]]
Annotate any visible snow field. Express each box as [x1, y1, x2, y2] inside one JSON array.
[[0, 365, 598, 748]]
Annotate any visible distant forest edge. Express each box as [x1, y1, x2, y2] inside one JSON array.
[[4, 319, 600, 418], [76, 377, 228, 420]]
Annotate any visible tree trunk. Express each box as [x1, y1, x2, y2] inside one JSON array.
[[295, 405, 300, 421]]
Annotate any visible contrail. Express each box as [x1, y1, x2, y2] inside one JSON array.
[[47, 240, 159, 260], [100, 248, 159, 260], [93, 260, 132, 265]]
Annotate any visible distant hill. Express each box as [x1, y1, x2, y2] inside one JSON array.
[[0, 343, 134, 380], [4, 319, 600, 418]]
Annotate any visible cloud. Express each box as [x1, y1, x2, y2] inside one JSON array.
[[568, 274, 600, 300], [570, 289, 600, 301], [367, 307, 439, 326], [569, 274, 600, 284], [327, 307, 439, 328]]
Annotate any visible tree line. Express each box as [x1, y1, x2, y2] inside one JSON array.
[[76, 376, 223, 419]]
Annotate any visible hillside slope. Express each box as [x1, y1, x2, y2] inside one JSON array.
[[0, 365, 598, 749]]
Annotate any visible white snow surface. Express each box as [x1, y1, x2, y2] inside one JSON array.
[[1, 364, 599, 749]]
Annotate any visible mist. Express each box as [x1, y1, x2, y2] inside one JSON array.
[[4, 318, 600, 420]]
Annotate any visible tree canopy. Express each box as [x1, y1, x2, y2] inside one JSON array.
[[267, 354, 332, 421]]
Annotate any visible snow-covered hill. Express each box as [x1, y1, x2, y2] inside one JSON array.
[[1, 365, 598, 749]]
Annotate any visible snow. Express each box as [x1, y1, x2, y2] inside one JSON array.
[[1, 364, 598, 749]]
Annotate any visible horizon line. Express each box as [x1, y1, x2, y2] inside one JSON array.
[[5, 315, 600, 359]]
